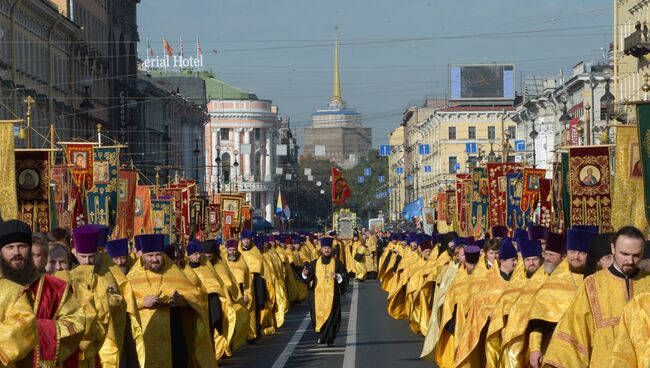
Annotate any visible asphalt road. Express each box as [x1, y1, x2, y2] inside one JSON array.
[[221, 279, 433, 368]]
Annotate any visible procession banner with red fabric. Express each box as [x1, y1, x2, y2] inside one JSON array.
[[50, 165, 71, 229], [506, 172, 525, 229], [469, 168, 489, 237], [487, 163, 523, 227], [70, 184, 87, 228], [539, 178, 552, 228], [568, 146, 613, 232], [65, 144, 94, 190], [331, 167, 351, 205], [436, 192, 447, 223], [446, 189, 457, 228], [208, 203, 220, 238], [163, 181, 195, 244], [520, 168, 546, 213], [134, 186, 153, 235], [117, 170, 137, 239], [16, 151, 50, 232], [456, 174, 472, 236], [551, 160, 567, 232]]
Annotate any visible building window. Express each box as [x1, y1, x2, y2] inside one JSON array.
[[448, 126, 456, 140], [254, 128, 261, 141], [448, 156, 458, 174], [220, 129, 230, 140], [488, 126, 496, 140], [507, 126, 516, 140], [468, 126, 476, 140]]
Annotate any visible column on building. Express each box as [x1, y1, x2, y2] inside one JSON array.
[[234, 128, 241, 185], [265, 190, 274, 222], [264, 128, 272, 181], [243, 128, 252, 178]]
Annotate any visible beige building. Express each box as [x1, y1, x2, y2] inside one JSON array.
[[616, 0, 650, 119], [303, 37, 371, 167], [388, 125, 405, 222]]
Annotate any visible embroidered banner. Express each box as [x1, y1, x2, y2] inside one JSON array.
[[456, 174, 472, 236], [469, 168, 489, 237], [551, 159, 568, 232], [152, 196, 173, 246], [134, 186, 153, 235], [70, 184, 87, 228], [521, 168, 546, 213], [0, 121, 17, 220], [50, 165, 71, 229], [446, 189, 457, 229], [208, 203, 220, 237], [612, 125, 647, 231], [637, 104, 650, 225], [16, 151, 50, 232], [539, 178, 552, 228], [568, 146, 613, 231], [66, 144, 94, 190], [87, 147, 119, 226], [117, 170, 137, 239], [506, 172, 525, 229], [487, 163, 523, 226]]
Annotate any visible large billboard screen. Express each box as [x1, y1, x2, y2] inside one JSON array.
[[450, 64, 515, 100]]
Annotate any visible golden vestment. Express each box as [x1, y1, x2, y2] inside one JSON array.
[[609, 292, 650, 368], [542, 268, 650, 368], [127, 258, 216, 368], [0, 278, 37, 368]]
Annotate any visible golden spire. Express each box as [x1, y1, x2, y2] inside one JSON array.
[[331, 28, 343, 103]]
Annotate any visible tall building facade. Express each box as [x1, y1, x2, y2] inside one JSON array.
[[303, 37, 371, 167], [203, 74, 280, 221]]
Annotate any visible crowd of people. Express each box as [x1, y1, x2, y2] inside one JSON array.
[[0, 219, 379, 368], [377, 225, 650, 367]]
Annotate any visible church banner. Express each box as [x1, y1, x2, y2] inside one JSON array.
[[539, 178, 552, 228], [470, 168, 489, 237], [70, 184, 87, 228], [520, 168, 546, 213], [612, 125, 647, 231], [0, 121, 17, 220], [446, 189, 457, 231], [86, 147, 119, 226], [487, 163, 523, 226], [208, 203, 220, 238], [551, 159, 568, 232], [568, 146, 613, 232], [66, 143, 94, 190], [152, 196, 173, 246], [506, 172, 525, 229], [117, 170, 137, 239], [456, 174, 472, 236], [134, 186, 153, 235], [16, 151, 50, 232], [50, 165, 71, 229], [635, 103, 650, 227]]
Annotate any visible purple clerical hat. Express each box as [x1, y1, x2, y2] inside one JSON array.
[[134, 234, 164, 254], [73, 225, 100, 254], [545, 232, 566, 255], [567, 228, 596, 253], [528, 226, 548, 241], [520, 239, 542, 258], [88, 224, 111, 248], [492, 226, 508, 238], [464, 245, 481, 264], [106, 238, 129, 258], [186, 240, 203, 256]]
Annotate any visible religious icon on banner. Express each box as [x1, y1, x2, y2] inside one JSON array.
[[631, 143, 642, 178], [579, 165, 601, 187], [118, 179, 128, 201], [224, 212, 234, 225], [66, 144, 94, 190], [153, 210, 164, 229], [528, 175, 540, 190], [18, 168, 40, 192], [498, 177, 507, 193], [73, 151, 88, 169], [135, 198, 144, 217], [51, 175, 64, 203], [93, 161, 110, 184]]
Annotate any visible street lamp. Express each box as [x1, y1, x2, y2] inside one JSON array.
[[233, 156, 239, 192], [214, 148, 221, 193], [193, 139, 201, 189], [529, 121, 539, 168]]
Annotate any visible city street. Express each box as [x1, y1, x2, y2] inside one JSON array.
[[221, 280, 433, 368]]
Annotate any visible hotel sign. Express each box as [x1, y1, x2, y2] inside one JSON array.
[[142, 55, 203, 69]]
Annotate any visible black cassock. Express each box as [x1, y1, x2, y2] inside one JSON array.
[[301, 255, 349, 345]]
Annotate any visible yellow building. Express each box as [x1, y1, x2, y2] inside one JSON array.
[[388, 125, 405, 222], [615, 0, 650, 119]]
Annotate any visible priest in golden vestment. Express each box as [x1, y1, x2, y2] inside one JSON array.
[[203, 239, 250, 355], [432, 243, 483, 367], [407, 236, 438, 336], [543, 226, 650, 368], [609, 291, 650, 367], [377, 233, 399, 282], [363, 230, 378, 279], [184, 240, 229, 361], [500, 230, 563, 368], [525, 228, 594, 368], [237, 230, 272, 341], [0, 220, 63, 367], [386, 234, 420, 320], [484, 237, 543, 368], [301, 237, 349, 346], [379, 233, 406, 291], [454, 238, 517, 367], [127, 234, 216, 368]]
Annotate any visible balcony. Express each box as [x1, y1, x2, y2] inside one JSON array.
[[624, 31, 650, 57]]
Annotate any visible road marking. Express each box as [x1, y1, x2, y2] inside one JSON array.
[[342, 282, 359, 368], [270, 313, 311, 368]]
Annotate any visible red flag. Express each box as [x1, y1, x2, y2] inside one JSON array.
[[163, 38, 174, 57], [331, 167, 351, 205]]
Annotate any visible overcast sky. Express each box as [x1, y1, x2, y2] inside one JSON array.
[[137, 0, 612, 149]]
